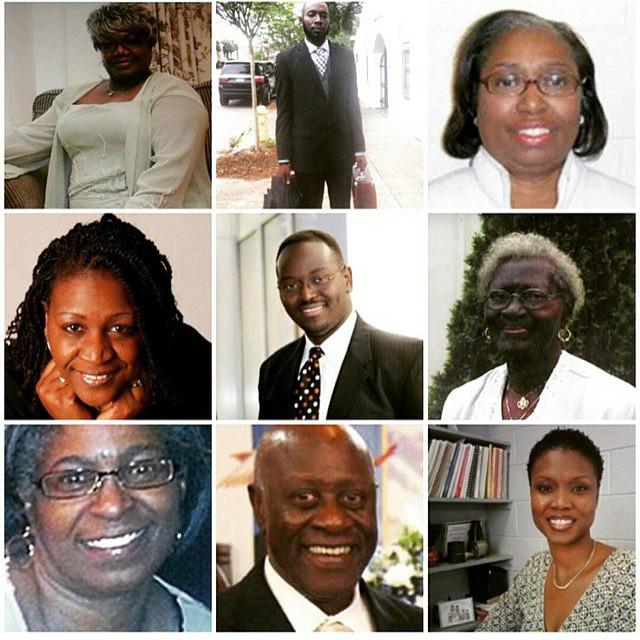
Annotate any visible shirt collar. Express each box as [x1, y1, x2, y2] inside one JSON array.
[[305, 38, 330, 56], [263, 556, 374, 632], [302, 309, 357, 365], [472, 146, 582, 209]]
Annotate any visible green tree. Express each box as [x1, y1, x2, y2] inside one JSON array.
[[216, 2, 272, 148], [429, 214, 635, 418]]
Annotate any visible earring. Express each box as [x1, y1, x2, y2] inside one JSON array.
[[579, 114, 585, 126], [175, 531, 183, 542], [473, 115, 479, 127], [46, 337, 51, 352], [557, 327, 572, 344], [483, 327, 491, 343], [6, 525, 35, 569]]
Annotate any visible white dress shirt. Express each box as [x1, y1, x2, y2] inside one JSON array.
[[299, 310, 357, 420], [441, 351, 636, 421], [264, 556, 375, 632], [305, 37, 330, 63], [428, 146, 635, 210]]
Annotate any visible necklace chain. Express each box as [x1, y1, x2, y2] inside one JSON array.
[[504, 384, 542, 420], [551, 541, 598, 590]]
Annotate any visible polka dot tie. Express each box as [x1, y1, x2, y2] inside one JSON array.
[[313, 47, 327, 77], [294, 347, 323, 420]]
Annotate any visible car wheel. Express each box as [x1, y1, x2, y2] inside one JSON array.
[[219, 93, 229, 106], [260, 86, 270, 106]]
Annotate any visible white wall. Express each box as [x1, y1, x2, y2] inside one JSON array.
[[6, 3, 104, 127], [459, 424, 635, 577], [215, 424, 255, 585], [428, 214, 482, 381], [427, 0, 636, 186], [5, 213, 211, 341]]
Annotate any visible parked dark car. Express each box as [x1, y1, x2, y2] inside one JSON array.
[[218, 61, 276, 106]]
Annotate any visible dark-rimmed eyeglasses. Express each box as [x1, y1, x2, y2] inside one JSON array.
[[96, 35, 146, 53], [277, 265, 346, 297], [480, 72, 584, 97], [36, 458, 176, 500], [486, 289, 561, 311]]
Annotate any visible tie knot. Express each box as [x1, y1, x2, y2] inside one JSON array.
[[309, 347, 324, 360], [315, 619, 353, 632]]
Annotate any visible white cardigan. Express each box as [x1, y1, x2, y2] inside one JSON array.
[[441, 351, 636, 421], [429, 146, 634, 210], [5, 72, 210, 208]]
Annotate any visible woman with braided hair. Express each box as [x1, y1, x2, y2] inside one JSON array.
[[5, 214, 211, 419]]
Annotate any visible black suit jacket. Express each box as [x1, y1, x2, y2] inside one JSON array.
[[216, 562, 423, 632], [275, 40, 366, 175], [258, 316, 423, 419]]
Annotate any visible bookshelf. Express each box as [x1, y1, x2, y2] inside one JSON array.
[[428, 426, 512, 632]]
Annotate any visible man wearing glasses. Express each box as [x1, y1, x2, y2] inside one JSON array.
[[258, 229, 422, 419]]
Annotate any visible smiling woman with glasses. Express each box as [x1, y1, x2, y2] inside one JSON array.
[[5, 3, 210, 208], [429, 9, 634, 210], [441, 232, 635, 420], [4, 424, 211, 631]]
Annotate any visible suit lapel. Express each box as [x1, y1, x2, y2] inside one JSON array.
[[236, 563, 295, 631], [359, 580, 398, 631], [269, 338, 305, 416], [297, 40, 330, 103], [327, 316, 371, 417]]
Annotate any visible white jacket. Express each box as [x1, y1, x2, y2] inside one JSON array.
[[441, 351, 636, 421], [429, 147, 634, 210]]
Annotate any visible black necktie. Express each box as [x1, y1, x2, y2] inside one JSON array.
[[294, 347, 323, 419]]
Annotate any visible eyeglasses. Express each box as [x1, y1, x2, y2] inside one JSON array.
[[277, 266, 345, 296], [96, 35, 146, 53], [486, 289, 561, 310], [36, 458, 176, 500], [480, 72, 584, 97]]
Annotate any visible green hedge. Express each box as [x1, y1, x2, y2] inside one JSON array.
[[429, 213, 635, 419]]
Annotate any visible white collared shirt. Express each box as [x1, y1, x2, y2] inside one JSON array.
[[428, 146, 634, 210], [305, 37, 330, 63], [299, 310, 357, 420], [264, 556, 375, 632]]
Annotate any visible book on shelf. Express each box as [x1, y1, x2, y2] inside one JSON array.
[[428, 437, 509, 500]]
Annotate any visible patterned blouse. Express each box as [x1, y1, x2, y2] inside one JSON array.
[[476, 549, 635, 632]]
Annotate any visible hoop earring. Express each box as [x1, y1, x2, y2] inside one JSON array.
[[557, 327, 572, 344], [579, 114, 585, 126], [473, 115, 479, 127], [6, 525, 35, 569], [483, 327, 491, 343]]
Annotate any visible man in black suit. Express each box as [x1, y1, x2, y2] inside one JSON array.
[[216, 425, 423, 632], [258, 229, 423, 419], [275, 1, 366, 208]]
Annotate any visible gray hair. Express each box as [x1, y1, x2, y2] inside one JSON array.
[[478, 232, 585, 319], [86, 3, 157, 50]]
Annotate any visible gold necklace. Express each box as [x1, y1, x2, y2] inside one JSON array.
[[551, 540, 597, 590]]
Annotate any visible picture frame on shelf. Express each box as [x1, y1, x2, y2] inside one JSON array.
[[439, 520, 471, 558], [437, 596, 475, 628]]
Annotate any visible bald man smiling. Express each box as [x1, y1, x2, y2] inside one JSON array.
[[216, 426, 423, 631]]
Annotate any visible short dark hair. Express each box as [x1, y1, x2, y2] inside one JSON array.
[[276, 229, 345, 265], [5, 214, 183, 411], [4, 425, 211, 555], [527, 428, 604, 488], [87, 3, 158, 50], [442, 10, 607, 159]]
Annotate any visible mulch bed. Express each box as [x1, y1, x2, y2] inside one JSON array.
[[216, 146, 277, 180]]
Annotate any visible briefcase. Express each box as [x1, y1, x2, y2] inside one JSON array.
[[263, 175, 302, 209], [352, 165, 377, 209]]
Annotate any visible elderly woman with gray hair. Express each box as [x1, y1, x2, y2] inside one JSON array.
[[5, 3, 210, 208], [442, 232, 635, 420]]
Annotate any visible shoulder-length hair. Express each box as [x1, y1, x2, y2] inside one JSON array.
[[443, 10, 607, 159]]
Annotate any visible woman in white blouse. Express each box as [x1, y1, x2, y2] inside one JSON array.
[[429, 10, 633, 210], [441, 232, 635, 421], [5, 4, 210, 209]]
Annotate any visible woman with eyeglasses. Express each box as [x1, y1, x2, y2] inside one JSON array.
[[477, 428, 634, 631], [5, 3, 210, 208], [441, 232, 635, 420], [429, 10, 634, 210], [4, 424, 211, 631]]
